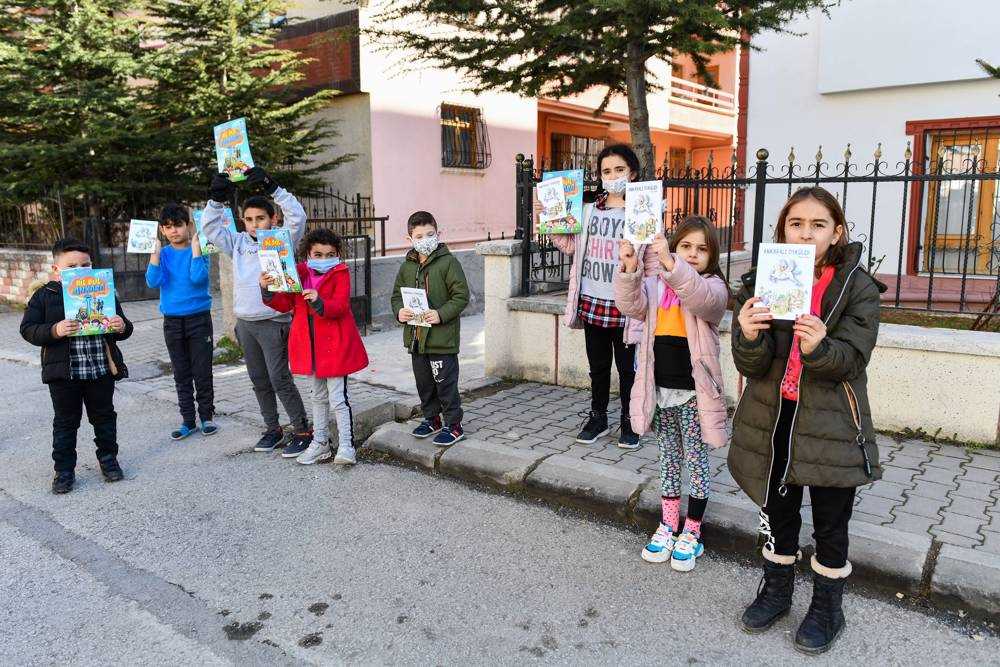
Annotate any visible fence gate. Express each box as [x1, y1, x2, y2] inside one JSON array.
[[87, 218, 160, 302]]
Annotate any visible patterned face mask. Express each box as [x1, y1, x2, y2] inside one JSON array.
[[602, 176, 629, 194], [412, 235, 440, 256]]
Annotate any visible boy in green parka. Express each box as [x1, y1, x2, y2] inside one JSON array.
[[391, 211, 470, 446]]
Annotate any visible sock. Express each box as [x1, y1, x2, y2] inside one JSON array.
[[685, 497, 708, 537], [661, 496, 681, 532]]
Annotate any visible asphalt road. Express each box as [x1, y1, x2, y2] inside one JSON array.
[[1, 360, 997, 666]]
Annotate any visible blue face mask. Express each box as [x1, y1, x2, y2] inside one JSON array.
[[307, 257, 341, 273]]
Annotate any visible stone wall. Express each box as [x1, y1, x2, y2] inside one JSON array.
[[0, 249, 52, 306], [477, 239, 1000, 445]]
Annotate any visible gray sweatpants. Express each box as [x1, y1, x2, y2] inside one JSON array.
[[234, 318, 308, 431], [312, 375, 354, 451]]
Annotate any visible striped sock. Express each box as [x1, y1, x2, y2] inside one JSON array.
[[661, 496, 681, 531]]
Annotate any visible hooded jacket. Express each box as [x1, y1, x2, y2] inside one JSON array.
[[390, 244, 470, 355]]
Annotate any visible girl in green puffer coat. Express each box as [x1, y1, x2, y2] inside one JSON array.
[[730, 187, 885, 655]]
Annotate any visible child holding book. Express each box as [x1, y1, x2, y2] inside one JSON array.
[[730, 186, 884, 654], [202, 167, 312, 455], [259, 228, 369, 465], [615, 217, 729, 572], [145, 203, 217, 440], [546, 144, 645, 449], [20, 238, 134, 494], [391, 211, 470, 447]]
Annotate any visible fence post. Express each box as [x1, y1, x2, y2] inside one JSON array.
[[750, 148, 770, 268], [364, 235, 373, 334], [516, 156, 534, 296]]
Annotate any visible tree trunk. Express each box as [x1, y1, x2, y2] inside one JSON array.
[[625, 39, 655, 179]]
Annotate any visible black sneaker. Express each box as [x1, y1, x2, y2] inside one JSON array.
[[99, 457, 124, 483], [51, 472, 74, 494], [282, 430, 314, 458], [254, 428, 284, 452], [617, 417, 641, 450], [575, 411, 609, 444], [412, 416, 443, 439]]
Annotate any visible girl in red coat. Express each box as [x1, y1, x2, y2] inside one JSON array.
[[261, 229, 369, 465]]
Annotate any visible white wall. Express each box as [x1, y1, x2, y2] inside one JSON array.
[[818, 0, 1000, 93], [744, 8, 1000, 270]]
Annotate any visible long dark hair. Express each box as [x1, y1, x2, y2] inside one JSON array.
[[588, 143, 641, 205], [774, 186, 849, 275], [670, 215, 728, 288]]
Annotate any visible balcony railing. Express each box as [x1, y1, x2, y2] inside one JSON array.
[[669, 76, 735, 113]]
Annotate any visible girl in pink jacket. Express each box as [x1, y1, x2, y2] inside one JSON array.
[[615, 216, 730, 572]]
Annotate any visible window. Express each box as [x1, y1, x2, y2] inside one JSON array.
[[440, 104, 492, 169], [550, 133, 606, 171], [920, 129, 1000, 275]]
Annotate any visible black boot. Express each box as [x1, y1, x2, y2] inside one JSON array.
[[740, 559, 795, 633], [99, 456, 124, 483], [51, 472, 75, 494], [794, 571, 847, 654]]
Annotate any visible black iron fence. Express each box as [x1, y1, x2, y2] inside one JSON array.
[[0, 186, 385, 328], [515, 140, 1000, 325]]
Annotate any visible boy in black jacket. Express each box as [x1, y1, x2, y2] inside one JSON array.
[[20, 238, 134, 494]]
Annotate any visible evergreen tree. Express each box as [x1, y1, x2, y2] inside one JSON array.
[[143, 0, 351, 198], [0, 0, 151, 205], [376, 0, 829, 177]]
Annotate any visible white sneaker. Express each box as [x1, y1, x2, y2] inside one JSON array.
[[670, 532, 705, 572], [297, 441, 333, 465], [333, 445, 357, 466], [641, 523, 676, 563]]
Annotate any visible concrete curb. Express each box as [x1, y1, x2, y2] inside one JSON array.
[[364, 423, 1000, 618]]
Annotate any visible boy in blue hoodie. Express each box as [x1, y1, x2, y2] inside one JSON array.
[[201, 168, 312, 455], [145, 203, 218, 440]]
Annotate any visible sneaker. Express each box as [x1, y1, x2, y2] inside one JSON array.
[[333, 444, 357, 466], [297, 440, 333, 465], [617, 418, 641, 450], [576, 411, 609, 444], [171, 423, 198, 441], [671, 532, 705, 572], [99, 457, 124, 483], [254, 428, 284, 452], [282, 431, 314, 458], [641, 523, 676, 563], [200, 420, 219, 436], [51, 472, 74, 494], [412, 416, 443, 439], [432, 423, 465, 447]]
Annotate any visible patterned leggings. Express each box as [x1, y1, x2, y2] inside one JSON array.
[[655, 397, 711, 499]]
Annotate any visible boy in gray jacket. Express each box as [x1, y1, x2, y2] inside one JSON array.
[[203, 168, 311, 454]]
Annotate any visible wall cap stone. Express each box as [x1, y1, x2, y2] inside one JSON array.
[[475, 239, 524, 257]]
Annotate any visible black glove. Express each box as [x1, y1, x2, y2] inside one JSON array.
[[209, 173, 235, 203], [244, 166, 279, 195]]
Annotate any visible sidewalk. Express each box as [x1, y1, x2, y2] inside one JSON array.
[[368, 381, 1000, 616]]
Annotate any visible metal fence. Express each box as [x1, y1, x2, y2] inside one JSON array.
[[514, 141, 1000, 325], [0, 186, 385, 328]]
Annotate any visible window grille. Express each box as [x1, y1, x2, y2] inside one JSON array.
[[440, 104, 492, 169]]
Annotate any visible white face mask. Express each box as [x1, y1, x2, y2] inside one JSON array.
[[602, 176, 629, 194], [412, 235, 440, 256]]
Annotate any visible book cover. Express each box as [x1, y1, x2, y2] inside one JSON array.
[[399, 287, 432, 327], [256, 229, 302, 293], [193, 207, 237, 255], [214, 117, 255, 183], [538, 169, 584, 234], [754, 243, 816, 320], [61, 268, 116, 336], [624, 180, 663, 244], [126, 219, 158, 254]]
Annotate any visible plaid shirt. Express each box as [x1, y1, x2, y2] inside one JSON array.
[[69, 335, 110, 380], [577, 294, 625, 328]]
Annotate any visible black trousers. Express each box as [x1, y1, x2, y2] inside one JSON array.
[[48, 375, 117, 474], [164, 311, 215, 425], [583, 323, 635, 418], [761, 398, 856, 569], [412, 353, 463, 426]]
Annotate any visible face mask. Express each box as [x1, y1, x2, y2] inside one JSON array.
[[602, 176, 629, 194], [412, 235, 440, 256], [307, 257, 341, 273]]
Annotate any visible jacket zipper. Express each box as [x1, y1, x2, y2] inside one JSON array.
[[699, 359, 722, 396], [307, 310, 316, 374], [843, 380, 873, 478], [772, 256, 864, 498]]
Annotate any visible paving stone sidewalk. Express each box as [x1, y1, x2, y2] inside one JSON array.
[[461, 382, 1000, 557]]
